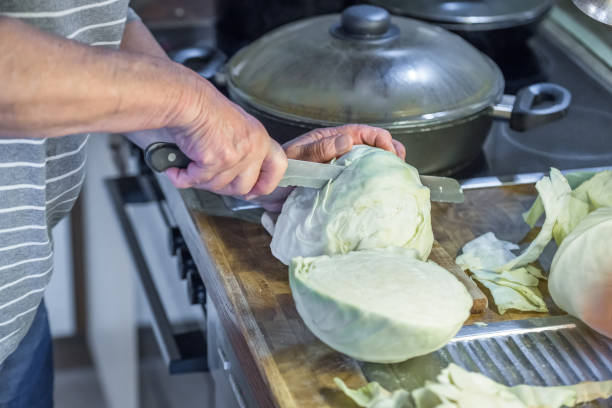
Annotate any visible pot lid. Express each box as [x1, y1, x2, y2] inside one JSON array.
[[227, 5, 504, 127], [369, 0, 554, 30]]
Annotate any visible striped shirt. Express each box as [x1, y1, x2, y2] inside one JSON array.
[[0, 0, 138, 364]]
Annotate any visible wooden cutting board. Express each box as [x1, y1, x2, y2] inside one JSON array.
[[160, 177, 561, 408]]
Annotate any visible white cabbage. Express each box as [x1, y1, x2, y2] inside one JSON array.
[[270, 146, 433, 265], [549, 207, 612, 338], [289, 248, 471, 363]]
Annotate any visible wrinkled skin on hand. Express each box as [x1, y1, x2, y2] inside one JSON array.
[[252, 124, 406, 212], [164, 84, 287, 198]]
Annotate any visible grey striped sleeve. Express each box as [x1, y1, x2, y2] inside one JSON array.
[[0, 0, 134, 364]]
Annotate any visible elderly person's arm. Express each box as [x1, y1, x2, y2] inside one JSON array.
[[118, 20, 406, 162], [0, 16, 286, 197], [117, 19, 407, 207]]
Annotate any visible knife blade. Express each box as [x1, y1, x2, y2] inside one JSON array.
[[144, 142, 464, 203]]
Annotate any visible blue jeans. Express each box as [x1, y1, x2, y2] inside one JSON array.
[[0, 303, 53, 408]]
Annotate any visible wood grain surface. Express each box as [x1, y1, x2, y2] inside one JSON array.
[[430, 241, 488, 313], [157, 175, 560, 408]]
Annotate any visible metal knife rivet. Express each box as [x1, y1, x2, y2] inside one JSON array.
[[168, 153, 176, 162]]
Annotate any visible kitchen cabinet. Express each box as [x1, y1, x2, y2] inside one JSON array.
[[207, 296, 258, 408]]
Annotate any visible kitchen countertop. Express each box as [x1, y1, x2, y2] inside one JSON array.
[[155, 172, 612, 408], [157, 173, 369, 408]]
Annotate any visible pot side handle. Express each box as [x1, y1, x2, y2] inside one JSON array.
[[169, 46, 227, 81], [507, 83, 572, 131]]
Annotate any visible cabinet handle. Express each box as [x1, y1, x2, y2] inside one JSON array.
[[217, 347, 231, 371]]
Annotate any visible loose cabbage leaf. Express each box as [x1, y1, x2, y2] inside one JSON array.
[[414, 364, 612, 408], [572, 170, 612, 210], [498, 168, 571, 272], [473, 268, 548, 314], [523, 170, 611, 245], [455, 232, 518, 272], [334, 378, 410, 408], [522, 171, 596, 228], [456, 234, 548, 314], [340, 364, 612, 408], [550, 171, 612, 244]]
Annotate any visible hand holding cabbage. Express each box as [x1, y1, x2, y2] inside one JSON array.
[[251, 124, 405, 212]]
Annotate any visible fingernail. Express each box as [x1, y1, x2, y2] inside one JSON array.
[[244, 194, 257, 201], [335, 135, 352, 152]]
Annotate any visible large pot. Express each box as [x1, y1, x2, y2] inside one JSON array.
[[368, 0, 554, 49], [176, 5, 571, 174], [367, 0, 556, 92]]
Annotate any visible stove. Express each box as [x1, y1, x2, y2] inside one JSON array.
[[150, 13, 611, 184], [457, 21, 612, 180]]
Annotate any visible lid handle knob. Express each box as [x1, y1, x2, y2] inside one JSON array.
[[331, 5, 399, 42], [342, 5, 390, 36]]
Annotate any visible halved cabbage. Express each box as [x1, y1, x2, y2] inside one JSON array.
[[289, 248, 471, 363]]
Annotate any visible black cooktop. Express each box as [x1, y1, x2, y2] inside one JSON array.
[[152, 16, 612, 181], [455, 28, 612, 179]]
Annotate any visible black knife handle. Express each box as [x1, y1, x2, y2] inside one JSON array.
[[144, 142, 191, 172]]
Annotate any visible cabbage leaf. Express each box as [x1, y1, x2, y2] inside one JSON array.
[[456, 233, 547, 314], [337, 364, 612, 408], [334, 378, 410, 408], [498, 168, 571, 272], [522, 170, 612, 245]]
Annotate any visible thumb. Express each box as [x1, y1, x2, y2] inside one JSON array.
[[286, 134, 353, 163]]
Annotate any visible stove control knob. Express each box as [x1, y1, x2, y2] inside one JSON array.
[[177, 247, 196, 280], [168, 227, 185, 256], [186, 270, 206, 305]]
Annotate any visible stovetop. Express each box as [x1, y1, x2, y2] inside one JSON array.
[[455, 23, 612, 180], [151, 14, 612, 183]]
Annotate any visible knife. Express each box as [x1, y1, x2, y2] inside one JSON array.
[[144, 142, 464, 203]]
